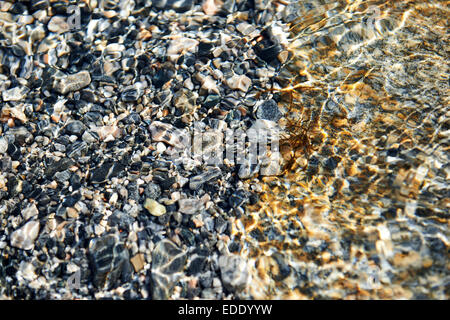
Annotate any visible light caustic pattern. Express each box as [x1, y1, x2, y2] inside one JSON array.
[[234, 0, 449, 299]]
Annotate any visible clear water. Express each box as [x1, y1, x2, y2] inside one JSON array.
[[237, 0, 449, 299]]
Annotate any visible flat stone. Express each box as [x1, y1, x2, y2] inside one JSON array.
[[149, 121, 188, 147], [218, 255, 250, 292], [88, 234, 132, 289], [54, 71, 91, 95], [256, 99, 282, 122], [151, 239, 187, 300], [0, 137, 8, 154], [189, 167, 221, 190], [130, 253, 146, 272], [226, 74, 251, 92], [10, 220, 40, 250], [48, 16, 70, 33], [152, 0, 195, 13], [178, 198, 205, 215], [90, 160, 125, 184], [2, 86, 29, 101]]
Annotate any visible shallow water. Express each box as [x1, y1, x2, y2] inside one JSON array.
[[237, 0, 449, 299]]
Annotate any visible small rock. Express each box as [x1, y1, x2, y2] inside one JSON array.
[[10, 220, 40, 250], [65, 120, 85, 136], [167, 37, 198, 60], [90, 160, 125, 184], [8, 127, 33, 145], [144, 182, 162, 199], [152, 0, 194, 12], [130, 253, 146, 273], [0, 137, 8, 154], [2, 86, 29, 102], [226, 74, 251, 92], [189, 167, 221, 190], [88, 234, 132, 289], [144, 198, 167, 217], [54, 71, 91, 94], [178, 198, 205, 215], [255, 99, 282, 122], [48, 16, 70, 33], [151, 239, 187, 300], [202, 0, 222, 15], [22, 203, 39, 221], [218, 255, 250, 292], [149, 121, 188, 147]]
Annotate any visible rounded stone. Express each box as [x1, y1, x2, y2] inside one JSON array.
[[144, 198, 166, 216]]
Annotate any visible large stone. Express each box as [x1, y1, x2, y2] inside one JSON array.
[[255, 99, 282, 122], [218, 255, 250, 292], [53, 71, 91, 94], [88, 234, 132, 289], [10, 220, 40, 250], [150, 239, 187, 300], [178, 198, 204, 215]]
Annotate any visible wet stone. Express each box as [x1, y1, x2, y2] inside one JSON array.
[[144, 182, 162, 200], [65, 120, 86, 136], [144, 198, 166, 217], [90, 160, 126, 184], [189, 167, 221, 190], [2, 86, 29, 102], [45, 158, 75, 177], [53, 71, 91, 95], [47, 16, 70, 34], [121, 87, 143, 102], [218, 255, 249, 292], [88, 234, 132, 289], [10, 220, 40, 251], [152, 0, 194, 13], [203, 94, 221, 108], [178, 198, 205, 215], [151, 239, 187, 300], [149, 121, 187, 147], [8, 127, 33, 145], [107, 210, 135, 231], [226, 74, 251, 92], [0, 137, 7, 154], [256, 99, 282, 122]]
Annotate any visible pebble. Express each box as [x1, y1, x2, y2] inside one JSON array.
[[2, 86, 29, 102], [130, 253, 146, 272], [144, 198, 167, 217], [149, 121, 187, 147], [22, 204, 39, 221], [151, 239, 187, 299], [10, 220, 40, 251], [178, 198, 205, 215], [0, 137, 7, 154], [255, 99, 282, 122], [226, 74, 252, 92], [189, 167, 221, 190], [88, 234, 132, 289], [218, 255, 250, 292], [65, 120, 86, 136], [47, 16, 70, 34], [152, 0, 195, 13], [53, 71, 91, 94]]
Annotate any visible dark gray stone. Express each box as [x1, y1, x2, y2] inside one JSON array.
[[255, 99, 282, 121], [88, 234, 132, 289]]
